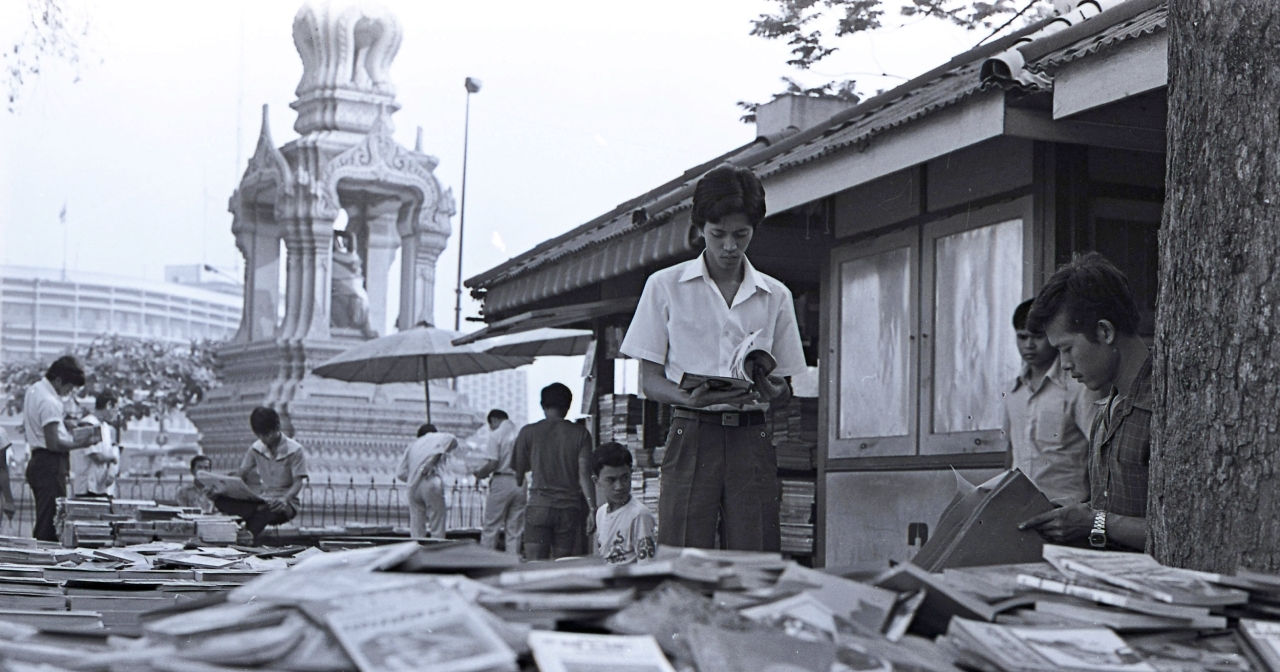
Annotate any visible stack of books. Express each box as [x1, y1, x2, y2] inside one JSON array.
[[58, 498, 116, 547], [190, 515, 240, 545], [770, 397, 818, 471], [633, 470, 661, 520], [599, 394, 651, 467], [778, 478, 815, 556]]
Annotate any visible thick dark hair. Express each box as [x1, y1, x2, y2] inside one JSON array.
[[1026, 252, 1140, 340], [691, 165, 767, 229], [417, 423, 437, 437], [249, 406, 281, 435], [591, 441, 632, 477], [94, 391, 118, 410], [1012, 299, 1035, 331], [540, 383, 573, 413], [45, 356, 86, 387], [486, 409, 509, 422], [190, 455, 212, 472]]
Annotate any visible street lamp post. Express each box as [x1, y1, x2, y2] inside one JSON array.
[[453, 76, 482, 332]]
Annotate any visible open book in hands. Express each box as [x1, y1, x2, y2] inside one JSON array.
[[677, 329, 778, 392], [194, 470, 264, 502]]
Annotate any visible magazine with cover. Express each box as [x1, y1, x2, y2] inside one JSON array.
[[528, 631, 675, 672], [1239, 619, 1280, 672], [1042, 545, 1249, 607], [193, 471, 263, 502], [327, 589, 516, 672], [947, 617, 1157, 672]]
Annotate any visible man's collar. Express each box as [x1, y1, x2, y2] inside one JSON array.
[[1012, 357, 1066, 392], [253, 435, 300, 458], [679, 253, 773, 295]]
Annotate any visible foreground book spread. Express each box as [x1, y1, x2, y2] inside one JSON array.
[[0, 535, 1270, 671]]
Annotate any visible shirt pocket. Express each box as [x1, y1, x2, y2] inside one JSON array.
[[1031, 399, 1074, 447]]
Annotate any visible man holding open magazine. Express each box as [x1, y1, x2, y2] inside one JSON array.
[[620, 165, 806, 552]]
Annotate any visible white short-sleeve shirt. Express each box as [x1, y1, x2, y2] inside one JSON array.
[[22, 378, 68, 450], [620, 253, 807, 410]]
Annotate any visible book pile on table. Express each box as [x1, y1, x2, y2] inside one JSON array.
[[770, 397, 817, 471], [0, 538, 309, 635], [779, 478, 815, 556], [0, 538, 1275, 671], [57, 497, 248, 547]]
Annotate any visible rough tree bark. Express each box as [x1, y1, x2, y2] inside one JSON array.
[[1150, 0, 1280, 573]]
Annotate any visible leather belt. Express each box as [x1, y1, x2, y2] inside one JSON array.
[[672, 407, 767, 427]]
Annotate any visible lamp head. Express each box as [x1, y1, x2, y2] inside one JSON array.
[[465, 77, 482, 94]]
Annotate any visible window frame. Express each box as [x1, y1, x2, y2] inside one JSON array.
[[918, 198, 1036, 455], [827, 227, 920, 459]]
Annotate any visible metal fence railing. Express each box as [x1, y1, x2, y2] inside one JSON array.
[[0, 474, 490, 542]]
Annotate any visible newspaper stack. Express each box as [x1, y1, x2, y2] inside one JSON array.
[[778, 479, 815, 556]]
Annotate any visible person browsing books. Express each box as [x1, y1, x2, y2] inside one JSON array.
[[211, 406, 308, 544], [473, 409, 526, 554], [23, 356, 100, 542], [71, 392, 122, 498], [592, 442, 656, 564], [1001, 299, 1099, 507], [0, 426, 15, 533], [619, 164, 807, 552], [1019, 253, 1151, 551], [395, 423, 457, 539]]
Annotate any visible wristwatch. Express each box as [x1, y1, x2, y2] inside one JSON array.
[[1089, 509, 1107, 548]]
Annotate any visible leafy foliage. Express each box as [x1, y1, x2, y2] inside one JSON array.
[[1, 335, 220, 421], [743, 0, 1053, 122], [4, 0, 95, 113]]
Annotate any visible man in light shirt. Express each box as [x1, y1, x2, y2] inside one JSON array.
[[1001, 299, 1098, 506], [619, 165, 806, 552], [395, 423, 457, 539], [474, 409, 525, 554], [22, 356, 100, 541], [71, 392, 122, 498]]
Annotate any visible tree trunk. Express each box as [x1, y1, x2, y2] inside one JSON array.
[[1151, 0, 1280, 573]]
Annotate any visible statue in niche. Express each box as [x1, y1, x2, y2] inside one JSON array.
[[331, 231, 378, 337]]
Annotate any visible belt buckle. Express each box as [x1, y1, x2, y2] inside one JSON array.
[[721, 412, 739, 427]]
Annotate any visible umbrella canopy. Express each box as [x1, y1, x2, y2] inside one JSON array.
[[312, 326, 533, 422], [462, 327, 593, 358]]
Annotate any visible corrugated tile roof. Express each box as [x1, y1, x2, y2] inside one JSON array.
[[467, 0, 1167, 312]]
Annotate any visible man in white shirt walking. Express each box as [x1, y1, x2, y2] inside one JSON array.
[[474, 409, 525, 554]]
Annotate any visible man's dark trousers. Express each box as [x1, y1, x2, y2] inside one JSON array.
[[213, 497, 291, 544], [658, 413, 781, 551], [26, 449, 67, 542]]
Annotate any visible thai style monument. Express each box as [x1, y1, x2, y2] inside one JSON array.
[[189, 1, 480, 481]]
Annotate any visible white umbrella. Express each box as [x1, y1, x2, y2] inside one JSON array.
[[462, 327, 594, 358], [312, 326, 533, 423]]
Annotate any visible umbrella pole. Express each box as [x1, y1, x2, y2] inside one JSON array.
[[422, 355, 432, 424]]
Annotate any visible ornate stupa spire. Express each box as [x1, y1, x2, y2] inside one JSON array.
[[290, 1, 403, 135]]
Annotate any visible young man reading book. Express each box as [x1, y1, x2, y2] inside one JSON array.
[[619, 164, 806, 551], [1001, 299, 1097, 507], [23, 356, 100, 542], [212, 407, 308, 544], [592, 442, 656, 564], [1019, 253, 1151, 551]]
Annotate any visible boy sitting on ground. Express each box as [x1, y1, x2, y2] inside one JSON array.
[[591, 442, 656, 564]]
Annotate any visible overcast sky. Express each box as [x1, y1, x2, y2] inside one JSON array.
[[0, 0, 983, 420]]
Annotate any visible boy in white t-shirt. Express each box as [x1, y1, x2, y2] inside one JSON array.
[[592, 442, 656, 564]]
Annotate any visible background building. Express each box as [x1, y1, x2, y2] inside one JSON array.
[[0, 264, 243, 468], [455, 369, 528, 428]]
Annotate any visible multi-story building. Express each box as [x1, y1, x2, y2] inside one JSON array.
[[455, 369, 529, 428], [0, 265, 243, 466]]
